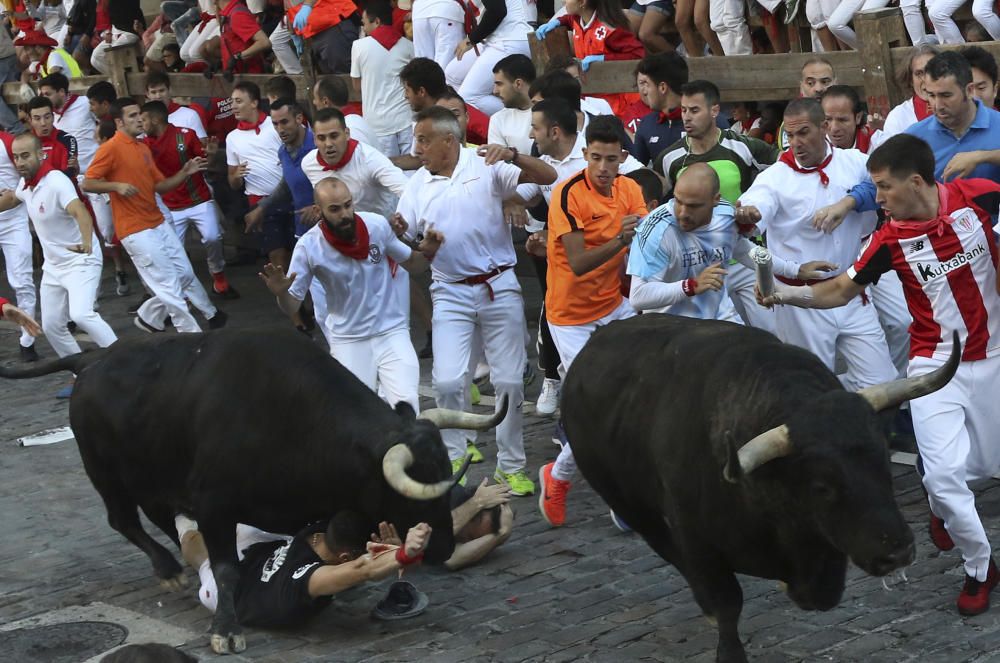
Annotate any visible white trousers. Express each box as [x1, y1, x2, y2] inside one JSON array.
[[549, 299, 635, 482], [376, 128, 415, 159], [900, 0, 934, 45], [827, 0, 890, 48], [89, 192, 115, 247], [727, 261, 776, 334], [910, 354, 1000, 581], [171, 201, 225, 275], [0, 213, 36, 347], [413, 16, 465, 71], [40, 261, 117, 357], [91, 28, 139, 75], [197, 525, 289, 612], [329, 327, 420, 413], [928, 0, 1000, 43], [709, 0, 752, 55], [869, 271, 911, 379], [445, 40, 530, 116], [774, 295, 896, 391], [121, 224, 216, 333], [179, 19, 220, 64], [270, 21, 303, 75], [805, 0, 839, 29], [431, 270, 527, 473]]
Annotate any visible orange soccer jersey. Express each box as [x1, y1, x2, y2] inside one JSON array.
[[546, 169, 647, 326]]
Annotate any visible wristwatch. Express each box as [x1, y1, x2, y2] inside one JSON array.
[[504, 147, 518, 164]]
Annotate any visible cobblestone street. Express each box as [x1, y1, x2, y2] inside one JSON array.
[[3, 259, 1000, 662]]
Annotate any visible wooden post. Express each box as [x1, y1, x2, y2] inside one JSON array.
[[855, 7, 907, 123], [528, 30, 572, 76], [106, 43, 142, 100]]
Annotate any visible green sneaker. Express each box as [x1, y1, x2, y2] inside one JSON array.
[[466, 440, 484, 463], [470, 382, 481, 406], [451, 458, 468, 486], [495, 469, 535, 496]]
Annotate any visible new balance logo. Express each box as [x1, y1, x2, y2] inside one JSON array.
[[909, 240, 924, 253], [916, 243, 987, 282]]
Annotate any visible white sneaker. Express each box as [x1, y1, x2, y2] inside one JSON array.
[[536, 378, 560, 415]]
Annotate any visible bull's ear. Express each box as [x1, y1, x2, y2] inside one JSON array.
[[722, 430, 743, 484], [395, 402, 417, 421]]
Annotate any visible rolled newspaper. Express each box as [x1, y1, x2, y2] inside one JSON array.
[[750, 246, 774, 299]]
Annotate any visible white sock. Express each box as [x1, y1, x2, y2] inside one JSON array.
[[175, 514, 199, 540]]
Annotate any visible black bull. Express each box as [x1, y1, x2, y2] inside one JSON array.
[[563, 314, 959, 663], [0, 329, 508, 654]]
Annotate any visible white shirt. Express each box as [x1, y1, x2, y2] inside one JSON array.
[[301, 141, 408, 219], [484, 0, 532, 46], [226, 119, 282, 197], [871, 97, 920, 151], [581, 96, 614, 117], [399, 146, 521, 281], [169, 105, 208, 139], [53, 94, 97, 171], [411, 0, 464, 21], [738, 146, 877, 277], [345, 113, 379, 148], [350, 36, 414, 137], [488, 107, 533, 154], [288, 212, 411, 339], [43, 49, 74, 75], [16, 168, 99, 269]]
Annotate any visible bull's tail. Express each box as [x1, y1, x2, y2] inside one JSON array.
[[0, 349, 105, 379]]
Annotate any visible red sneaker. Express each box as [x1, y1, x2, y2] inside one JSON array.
[[930, 514, 955, 551], [538, 462, 570, 527], [212, 272, 240, 299], [958, 558, 1000, 616]]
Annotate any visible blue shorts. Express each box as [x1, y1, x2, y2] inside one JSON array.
[[629, 0, 674, 17]]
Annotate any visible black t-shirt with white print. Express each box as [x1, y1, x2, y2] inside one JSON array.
[[234, 523, 331, 628]]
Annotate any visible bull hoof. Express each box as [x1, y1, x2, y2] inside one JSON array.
[[158, 573, 189, 592], [210, 633, 246, 654]]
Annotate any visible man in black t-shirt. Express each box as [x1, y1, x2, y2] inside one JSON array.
[[176, 512, 432, 628]]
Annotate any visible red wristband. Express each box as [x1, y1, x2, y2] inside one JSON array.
[[681, 278, 697, 297], [395, 547, 424, 566]]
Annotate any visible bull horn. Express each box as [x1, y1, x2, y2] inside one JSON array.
[[857, 331, 961, 412], [737, 425, 793, 475], [382, 444, 453, 500], [417, 395, 509, 430]]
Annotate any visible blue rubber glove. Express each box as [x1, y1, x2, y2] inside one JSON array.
[[535, 17, 560, 40], [580, 54, 605, 71], [292, 3, 312, 32]]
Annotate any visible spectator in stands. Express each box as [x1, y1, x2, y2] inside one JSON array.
[[312, 74, 379, 148], [284, 0, 360, 75], [17, 28, 79, 79], [0, 21, 23, 132], [804, 0, 840, 52], [351, 0, 416, 157], [928, 0, 1000, 44], [730, 101, 762, 138], [900, 0, 934, 46], [214, 0, 270, 75], [710, 0, 752, 55], [411, 0, 466, 69], [534, 0, 644, 116], [674, 0, 723, 57], [963, 45, 999, 110], [633, 52, 688, 167], [162, 42, 184, 71], [444, 0, 532, 116], [178, 1, 219, 70], [90, 0, 144, 75], [626, 0, 673, 54], [827, 0, 889, 50]]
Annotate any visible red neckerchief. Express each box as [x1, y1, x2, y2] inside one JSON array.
[[657, 107, 681, 124], [779, 143, 833, 186], [24, 160, 54, 190], [167, 101, 183, 115], [317, 139, 358, 170], [54, 94, 79, 119], [853, 126, 872, 154], [740, 116, 758, 133], [891, 184, 953, 237], [319, 215, 370, 260], [197, 12, 215, 32], [914, 96, 932, 121], [236, 111, 267, 134], [369, 25, 402, 51]]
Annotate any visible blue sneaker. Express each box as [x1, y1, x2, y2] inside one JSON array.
[[610, 510, 633, 533], [55, 384, 74, 399]]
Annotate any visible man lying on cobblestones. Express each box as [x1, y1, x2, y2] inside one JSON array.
[[175, 512, 432, 628]]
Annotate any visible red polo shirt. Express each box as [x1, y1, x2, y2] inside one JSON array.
[[220, 0, 265, 74], [142, 125, 212, 211]]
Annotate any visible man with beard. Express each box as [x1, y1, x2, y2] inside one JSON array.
[[259, 177, 440, 411]]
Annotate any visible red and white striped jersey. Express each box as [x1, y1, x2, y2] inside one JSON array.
[[848, 179, 1000, 361]]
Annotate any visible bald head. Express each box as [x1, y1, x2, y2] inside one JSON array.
[[11, 133, 43, 180], [314, 177, 358, 238], [673, 163, 721, 232]]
